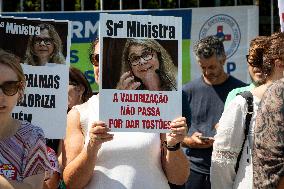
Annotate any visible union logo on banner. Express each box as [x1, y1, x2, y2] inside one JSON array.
[[199, 14, 241, 59]]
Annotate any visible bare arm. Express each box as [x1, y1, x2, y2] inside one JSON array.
[[161, 117, 190, 185], [0, 174, 44, 189], [62, 109, 113, 189]]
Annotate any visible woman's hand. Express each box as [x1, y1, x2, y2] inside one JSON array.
[[116, 71, 141, 90], [88, 121, 114, 148], [166, 117, 188, 146]]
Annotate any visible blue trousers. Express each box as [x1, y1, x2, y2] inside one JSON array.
[[185, 169, 211, 189]]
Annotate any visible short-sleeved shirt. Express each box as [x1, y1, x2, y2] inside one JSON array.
[[253, 79, 284, 189], [183, 76, 247, 174], [224, 83, 255, 108], [0, 121, 50, 181]]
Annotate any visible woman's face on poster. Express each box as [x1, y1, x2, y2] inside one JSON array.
[[128, 45, 159, 80], [33, 29, 55, 60]]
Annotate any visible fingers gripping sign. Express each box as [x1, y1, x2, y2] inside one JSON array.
[[166, 117, 187, 147], [88, 121, 114, 147]]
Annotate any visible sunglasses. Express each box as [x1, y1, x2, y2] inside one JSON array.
[[246, 54, 263, 67], [33, 37, 54, 46], [89, 53, 99, 66], [0, 81, 23, 96]]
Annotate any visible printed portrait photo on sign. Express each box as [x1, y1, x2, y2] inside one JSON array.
[[102, 37, 178, 91], [0, 17, 69, 66]]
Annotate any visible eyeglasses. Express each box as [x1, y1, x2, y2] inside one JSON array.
[[33, 37, 54, 46], [246, 55, 250, 62], [89, 53, 99, 66], [128, 49, 153, 66], [0, 81, 22, 96], [246, 54, 263, 67]]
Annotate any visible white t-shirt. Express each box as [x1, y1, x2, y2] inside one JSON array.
[[75, 95, 170, 189]]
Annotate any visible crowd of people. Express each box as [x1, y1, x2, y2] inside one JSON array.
[[0, 30, 284, 189]]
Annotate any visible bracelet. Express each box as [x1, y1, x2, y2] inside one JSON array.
[[163, 141, 181, 151]]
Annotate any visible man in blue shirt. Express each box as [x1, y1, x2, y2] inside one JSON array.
[[182, 35, 246, 189]]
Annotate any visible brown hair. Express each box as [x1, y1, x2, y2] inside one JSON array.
[[0, 49, 25, 85], [262, 32, 284, 78], [69, 67, 93, 103], [247, 36, 269, 68]]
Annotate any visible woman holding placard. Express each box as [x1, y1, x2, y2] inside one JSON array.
[[0, 49, 50, 189], [62, 38, 189, 189]]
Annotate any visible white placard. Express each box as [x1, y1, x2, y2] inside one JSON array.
[[99, 13, 182, 133]]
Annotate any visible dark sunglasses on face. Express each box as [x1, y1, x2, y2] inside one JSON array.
[[0, 81, 22, 96], [33, 37, 54, 46], [246, 54, 263, 67], [89, 53, 99, 66]]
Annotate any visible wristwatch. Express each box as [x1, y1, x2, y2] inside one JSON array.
[[163, 141, 181, 151]]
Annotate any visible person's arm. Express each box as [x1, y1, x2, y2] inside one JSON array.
[[211, 96, 246, 189], [43, 172, 60, 189], [62, 109, 113, 189], [0, 174, 44, 189], [161, 117, 190, 185]]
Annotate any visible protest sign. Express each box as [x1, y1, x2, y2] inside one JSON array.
[[0, 16, 70, 138], [99, 13, 182, 133], [4, 6, 258, 91]]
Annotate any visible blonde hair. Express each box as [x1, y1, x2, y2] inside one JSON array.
[[121, 39, 177, 91], [24, 23, 65, 66]]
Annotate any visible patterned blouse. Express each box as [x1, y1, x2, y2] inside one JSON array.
[[253, 79, 284, 189], [0, 121, 50, 181]]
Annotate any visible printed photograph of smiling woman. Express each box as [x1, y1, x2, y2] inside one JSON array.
[[0, 17, 69, 66], [24, 23, 66, 66], [101, 38, 178, 91]]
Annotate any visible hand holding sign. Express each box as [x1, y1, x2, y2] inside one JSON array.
[[166, 117, 187, 147], [88, 121, 114, 148]]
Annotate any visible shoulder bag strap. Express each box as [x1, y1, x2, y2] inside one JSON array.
[[235, 91, 253, 173]]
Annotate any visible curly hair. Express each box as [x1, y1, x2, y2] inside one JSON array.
[[247, 36, 269, 68], [121, 38, 177, 91], [194, 35, 226, 61], [262, 32, 284, 78], [24, 23, 65, 66]]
